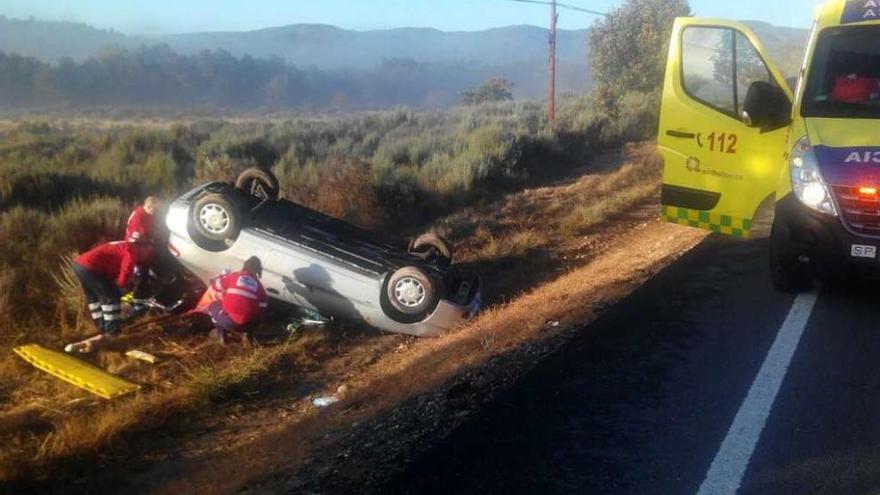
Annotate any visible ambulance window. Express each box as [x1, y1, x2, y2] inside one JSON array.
[[802, 25, 880, 119], [682, 26, 736, 114], [734, 32, 773, 115]]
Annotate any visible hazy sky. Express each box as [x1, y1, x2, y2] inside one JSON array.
[[0, 0, 819, 34]]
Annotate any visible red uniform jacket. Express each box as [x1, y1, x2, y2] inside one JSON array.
[[76, 241, 149, 288], [212, 270, 269, 325], [125, 206, 157, 243]]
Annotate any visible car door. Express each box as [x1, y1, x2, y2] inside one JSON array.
[[658, 18, 793, 239]]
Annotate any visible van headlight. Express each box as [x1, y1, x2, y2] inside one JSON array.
[[791, 136, 837, 216]]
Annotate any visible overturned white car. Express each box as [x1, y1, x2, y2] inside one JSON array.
[[165, 168, 481, 336]]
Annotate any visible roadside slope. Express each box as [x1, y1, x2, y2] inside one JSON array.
[[154, 176, 709, 493]]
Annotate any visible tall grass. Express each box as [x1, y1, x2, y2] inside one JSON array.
[[0, 198, 126, 343], [1, 97, 649, 222]]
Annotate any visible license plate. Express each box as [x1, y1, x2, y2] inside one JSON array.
[[851, 244, 878, 259]]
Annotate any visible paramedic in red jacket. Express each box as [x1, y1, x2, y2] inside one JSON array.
[[65, 241, 152, 353], [206, 256, 268, 343], [126, 196, 161, 316], [125, 196, 160, 243]]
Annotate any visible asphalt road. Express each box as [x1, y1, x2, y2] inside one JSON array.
[[383, 234, 880, 495]]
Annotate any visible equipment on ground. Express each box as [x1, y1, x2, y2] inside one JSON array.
[[13, 344, 140, 399]]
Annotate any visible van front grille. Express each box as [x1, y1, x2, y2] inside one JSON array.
[[831, 185, 880, 237]]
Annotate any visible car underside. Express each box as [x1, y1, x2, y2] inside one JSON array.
[[163, 167, 481, 336]]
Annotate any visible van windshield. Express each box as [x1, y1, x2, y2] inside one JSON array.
[[802, 25, 880, 119]]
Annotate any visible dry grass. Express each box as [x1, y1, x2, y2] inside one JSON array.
[[0, 270, 14, 331], [0, 336, 311, 485], [159, 215, 708, 495], [182, 341, 293, 408], [559, 181, 660, 234], [471, 227, 542, 259], [438, 142, 664, 293]]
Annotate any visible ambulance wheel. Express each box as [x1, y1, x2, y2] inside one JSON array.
[[381, 266, 442, 324], [192, 193, 241, 243], [409, 233, 453, 267], [235, 166, 279, 201], [769, 224, 811, 293]]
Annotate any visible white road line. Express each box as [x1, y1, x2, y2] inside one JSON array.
[[696, 290, 820, 495]]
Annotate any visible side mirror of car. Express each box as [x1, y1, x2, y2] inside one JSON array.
[[742, 81, 792, 132]]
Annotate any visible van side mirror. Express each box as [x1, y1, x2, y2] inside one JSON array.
[[742, 81, 791, 132]]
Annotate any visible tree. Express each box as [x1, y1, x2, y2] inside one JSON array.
[[460, 77, 514, 106], [589, 0, 691, 115]]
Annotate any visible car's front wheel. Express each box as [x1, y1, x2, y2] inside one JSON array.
[[382, 266, 442, 324], [192, 193, 241, 243]]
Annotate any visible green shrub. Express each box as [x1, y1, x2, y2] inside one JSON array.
[[600, 91, 659, 144], [0, 198, 126, 334], [46, 197, 127, 253], [141, 152, 180, 194]]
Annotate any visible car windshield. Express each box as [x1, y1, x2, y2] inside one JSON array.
[[802, 25, 880, 119]]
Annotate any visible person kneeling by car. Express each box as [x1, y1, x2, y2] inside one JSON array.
[[65, 241, 153, 353], [195, 256, 268, 344]]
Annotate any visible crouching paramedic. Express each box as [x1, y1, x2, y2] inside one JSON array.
[[66, 241, 151, 353], [199, 256, 268, 343]]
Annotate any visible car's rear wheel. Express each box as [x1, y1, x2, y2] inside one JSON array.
[[382, 266, 441, 324], [409, 233, 453, 267], [235, 166, 280, 201], [192, 193, 241, 243]]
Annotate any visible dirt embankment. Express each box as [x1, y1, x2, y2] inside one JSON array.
[[143, 145, 708, 495]]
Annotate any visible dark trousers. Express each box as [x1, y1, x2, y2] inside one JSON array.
[[130, 266, 149, 315], [73, 263, 123, 335], [130, 246, 176, 314], [207, 301, 243, 333]]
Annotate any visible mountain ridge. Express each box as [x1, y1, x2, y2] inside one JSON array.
[[0, 16, 808, 105]]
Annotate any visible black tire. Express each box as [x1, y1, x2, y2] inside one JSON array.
[[409, 233, 453, 267], [192, 193, 241, 242], [769, 223, 811, 293], [235, 166, 279, 201], [381, 266, 442, 324]]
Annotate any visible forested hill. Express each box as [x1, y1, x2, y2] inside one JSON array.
[[0, 16, 807, 111], [0, 16, 128, 62], [0, 17, 588, 68], [0, 17, 593, 108]]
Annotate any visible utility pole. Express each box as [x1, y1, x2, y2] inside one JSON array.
[[547, 0, 557, 124], [505, 0, 607, 124]]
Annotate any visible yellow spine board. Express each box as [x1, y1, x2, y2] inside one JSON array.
[[13, 344, 141, 400]]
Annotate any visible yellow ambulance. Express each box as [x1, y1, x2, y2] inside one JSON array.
[[658, 0, 880, 290]]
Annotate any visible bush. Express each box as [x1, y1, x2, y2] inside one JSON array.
[[279, 159, 384, 227], [596, 91, 659, 145], [460, 78, 514, 106], [589, 0, 690, 116], [0, 198, 125, 337]]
